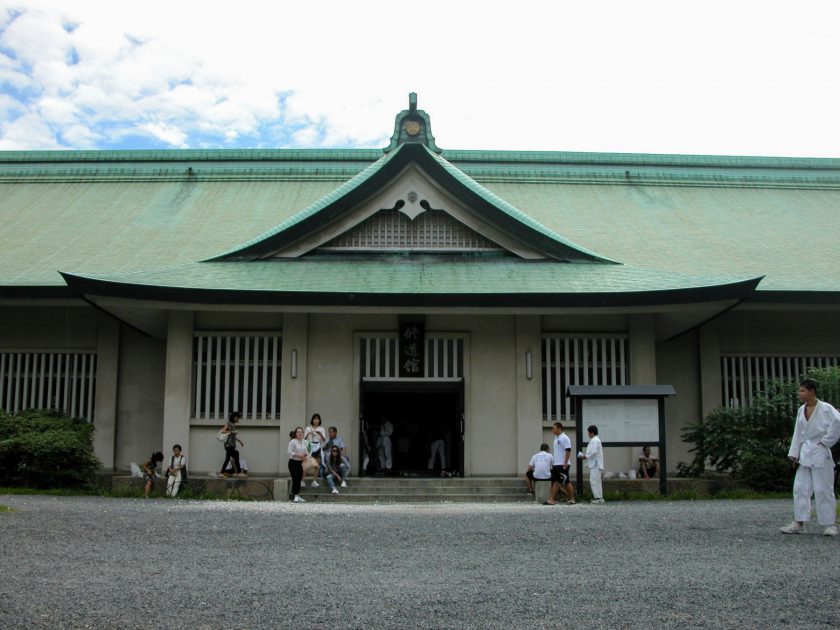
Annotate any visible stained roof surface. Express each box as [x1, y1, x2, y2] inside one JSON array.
[[1, 146, 839, 298]]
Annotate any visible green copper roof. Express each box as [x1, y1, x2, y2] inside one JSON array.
[[1, 145, 840, 299]]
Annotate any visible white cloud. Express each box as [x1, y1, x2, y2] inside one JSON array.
[[135, 121, 187, 147], [0, 0, 838, 155], [0, 111, 63, 149], [291, 127, 321, 148], [60, 123, 102, 147]]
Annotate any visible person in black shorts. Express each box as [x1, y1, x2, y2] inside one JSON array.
[[546, 422, 576, 505]]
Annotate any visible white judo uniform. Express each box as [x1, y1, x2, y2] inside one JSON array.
[[788, 400, 840, 526], [584, 436, 605, 500], [377, 420, 394, 471]]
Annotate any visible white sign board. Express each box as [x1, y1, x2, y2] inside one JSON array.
[[581, 398, 660, 443]]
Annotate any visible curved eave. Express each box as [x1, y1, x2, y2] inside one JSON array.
[[208, 143, 613, 264], [59, 270, 763, 309]]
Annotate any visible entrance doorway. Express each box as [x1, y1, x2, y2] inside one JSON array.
[[360, 381, 463, 476]]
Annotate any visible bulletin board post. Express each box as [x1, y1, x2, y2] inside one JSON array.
[[567, 385, 676, 497]]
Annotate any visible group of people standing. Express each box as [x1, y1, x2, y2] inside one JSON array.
[[526, 422, 604, 505], [287, 413, 351, 503]]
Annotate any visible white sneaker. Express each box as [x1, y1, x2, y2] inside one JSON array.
[[293, 495, 305, 503], [341, 480, 347, 488], [591, 498, 605, 504], [823, 525, 837, 537], [331, 488, 339, 495], [311, 480, 319, 487], [780, 521, 804, 534]]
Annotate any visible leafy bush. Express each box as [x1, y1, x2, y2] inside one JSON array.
[[0, 410, 101, 488], [678, 366, 840, 491], [677, 381, 794, 491]]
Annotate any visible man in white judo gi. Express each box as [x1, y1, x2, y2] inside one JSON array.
[[578, 424, 605, 504], [377, 417, 394, 473], [780, 378, 840, 536]]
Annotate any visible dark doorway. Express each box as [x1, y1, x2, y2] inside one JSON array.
[[360, 382, 463, 476]]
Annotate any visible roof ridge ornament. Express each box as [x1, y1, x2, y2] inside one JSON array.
[[384, 92, 442, 154]]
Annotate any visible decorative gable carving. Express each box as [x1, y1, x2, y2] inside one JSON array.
[[270, 163, 546, 259], [317, 208, 503, 253]]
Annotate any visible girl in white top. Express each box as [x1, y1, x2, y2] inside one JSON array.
[[303, 413, 327, 487], [287, 426, 308, 502]]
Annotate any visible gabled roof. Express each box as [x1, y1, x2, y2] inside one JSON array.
[[208, 143, 615, 264]]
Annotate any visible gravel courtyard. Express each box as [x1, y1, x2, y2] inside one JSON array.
[[0, 495, 837, 629]]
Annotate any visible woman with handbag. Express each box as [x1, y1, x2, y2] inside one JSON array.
[[287, 426, 308, 503], [220, 411, 245, 478]]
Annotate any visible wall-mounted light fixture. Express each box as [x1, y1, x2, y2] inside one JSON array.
[[290, 349, 298, 379], [525, 351, 533, 380]]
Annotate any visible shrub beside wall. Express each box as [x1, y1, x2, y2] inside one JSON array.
[[0, 410, 101, 488], [679, 366, 840, 492]]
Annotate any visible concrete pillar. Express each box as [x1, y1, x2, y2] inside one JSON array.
[[279, 313, 308, 474], [92, 317, 119, 470], [161, 311, 193, 454], [699, 320, 722, 418], [629, 314, 657, 384], [515, 315, 543, 473]]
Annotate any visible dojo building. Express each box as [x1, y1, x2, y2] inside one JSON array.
[[1, 95, 839, 476]]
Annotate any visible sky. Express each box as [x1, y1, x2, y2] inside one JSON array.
[[1, 0, 839, 157]]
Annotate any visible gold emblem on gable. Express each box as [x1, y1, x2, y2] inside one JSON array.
[[404, 120, 421, 136]]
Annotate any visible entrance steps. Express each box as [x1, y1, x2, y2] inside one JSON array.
[[282, 476, 534, 503]]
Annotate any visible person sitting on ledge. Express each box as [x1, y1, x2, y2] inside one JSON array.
[[525, 443, 553, 496], [638, 445, 659, 479]]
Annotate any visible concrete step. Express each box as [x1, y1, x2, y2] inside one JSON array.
[[297, 485, 529, 495], [110, 474, 698, 503], [307, 477, 549, 488], [289, 493, 536, 503]]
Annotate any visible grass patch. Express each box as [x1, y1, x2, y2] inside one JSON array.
[[0, 504, 14, 513], [712, 488, 789, 500], [0, 486, 95, 496], [601, 488, 797, 502]]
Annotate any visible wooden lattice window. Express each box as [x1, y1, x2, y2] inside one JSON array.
[[192, 333, 282, 420], [541, 335, 629, 423], [0, 351, 97, 421]]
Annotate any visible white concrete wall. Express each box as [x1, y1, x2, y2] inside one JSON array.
[[657, 331, 701, 471], [434, 314, 518, 475], [114, 328, 165, 470], [189, 425, 282, 476]]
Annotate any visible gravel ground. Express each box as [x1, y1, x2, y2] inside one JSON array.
[[0, 495, 837, 629]]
